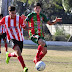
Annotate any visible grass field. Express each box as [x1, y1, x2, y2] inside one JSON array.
[[0, 44, 72, 72]]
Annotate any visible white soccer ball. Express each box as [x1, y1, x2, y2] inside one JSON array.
[[35, 61, 46, 71]]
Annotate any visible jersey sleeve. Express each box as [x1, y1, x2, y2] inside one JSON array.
[[0, 17, 5, 25], [19, 16, 26, 29], [25, 13, 32, 22], [41, 14, 50, 22]]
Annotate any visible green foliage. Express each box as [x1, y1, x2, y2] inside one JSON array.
[[54, 3, 63, 10], [55, 27, 65, 36], [62, 0, 72, 12], [54, 27, 70, 41], [51, 0, 63, 9], [17, 0, 38, 4], [17, 0, 26, 3], [65, 33, 70, 39], [15, 0, 64, 18], [12, 0, 71, 23]]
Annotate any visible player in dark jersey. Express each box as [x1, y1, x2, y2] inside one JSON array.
[[0, 14, 8, 53], [23, 2, 62, 64]]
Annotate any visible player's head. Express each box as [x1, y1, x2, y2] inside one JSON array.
[[0, 14, 3, 20], [34, 2, 41, 14], [8, 6, 16, 18]]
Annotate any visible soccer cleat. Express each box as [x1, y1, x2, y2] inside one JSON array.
[[24, 67, 28, 72], [33, 57, 40, 64], [6, 52, 10, 64]]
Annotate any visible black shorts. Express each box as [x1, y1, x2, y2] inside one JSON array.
[[31, 35, 47, 47], [10, 39, 23, 52], [0, 33, 6, 40]]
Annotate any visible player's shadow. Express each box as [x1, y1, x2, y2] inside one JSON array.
[[2, 43, 72, 51], [23, 44, 72, 51], [47, 46, 72, 51]]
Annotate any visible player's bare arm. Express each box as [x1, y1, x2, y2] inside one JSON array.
[[47, 17, 62, 25]]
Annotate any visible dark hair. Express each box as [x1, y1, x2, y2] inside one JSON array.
[[8, 6, 16, 11], [0, 14, 3, 17], [34, 2, 41, 8]]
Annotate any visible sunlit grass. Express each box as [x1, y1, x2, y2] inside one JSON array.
[[0, 44, 72, 72]]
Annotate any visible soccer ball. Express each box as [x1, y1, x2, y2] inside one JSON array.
[[35, 61, 46, 71]]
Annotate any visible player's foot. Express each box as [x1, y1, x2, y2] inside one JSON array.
[[33, 57, 40, 64], [24, 67, 28, 72], [0, 51, 1, 53], [6, 52, 10, 64]]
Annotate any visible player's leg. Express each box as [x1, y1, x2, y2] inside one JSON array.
[[13, 41, 28, 72], [34, 39, 47, 64], [0, 40, 1, 53], [31, 35, 47, 64], [3, 33, 8, 52], [6, 45, 17, 64], [38, 39, 47, 60], [39, 47, 47, 60], [6, 45, 18, 64], [33, 44, 43, 64], [0, 35, 1, 53], [3, 39, 8, 52], [13, 45, 26, 68], [6, 39, 28, 72]]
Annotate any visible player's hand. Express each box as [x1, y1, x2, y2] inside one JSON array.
[[21, 14, 26, 20], [55, 17, 62, 22], [28, 27, 32, 30], [0, 33, 2, 35], [24, 27, 32, 30]]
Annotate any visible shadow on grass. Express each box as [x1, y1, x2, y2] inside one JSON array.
[[23, 44, 72, 51], [1, 43, 72, 51]]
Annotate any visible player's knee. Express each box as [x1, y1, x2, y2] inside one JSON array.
[[41, 42, 46, 47], [44, 48, 47, 54], [14, 46, 21, 56], [42, 47, 47, 54], [45, 49, 47, 54], [16, 49, 21, 56]]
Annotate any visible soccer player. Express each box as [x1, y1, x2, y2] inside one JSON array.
[[23, 2, 62, 64], [0, 6, 29, 72], [0, 14, 8, 53]]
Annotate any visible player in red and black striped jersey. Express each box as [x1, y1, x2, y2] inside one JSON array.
[[0, 14, 8, 53], [23, 2, 62, 64]]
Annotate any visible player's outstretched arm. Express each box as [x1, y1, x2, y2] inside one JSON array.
[[47, 17, 62, 25]]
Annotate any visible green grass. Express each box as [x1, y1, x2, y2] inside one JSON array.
[[0, 44, 72, 72]]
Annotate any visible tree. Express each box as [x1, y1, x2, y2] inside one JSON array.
[[11, 0, 72, 23], [62, 0, 72, 12], [17, 0, 38, 5]]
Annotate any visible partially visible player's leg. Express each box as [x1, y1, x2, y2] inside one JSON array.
[[3, 33, 8, 52], [0, 35, 1, 53], [0, 40, 1, 53], [3, 39, 8, 52]]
